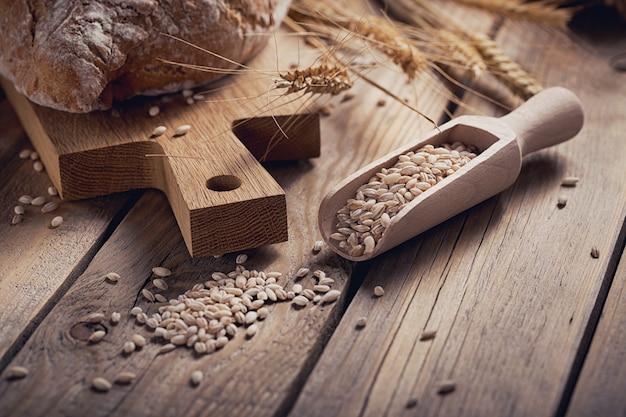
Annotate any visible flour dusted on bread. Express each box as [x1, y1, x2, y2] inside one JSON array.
[[0, 0, 291, 113]]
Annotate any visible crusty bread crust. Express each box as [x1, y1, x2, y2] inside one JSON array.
[[0, 0, 291, 112]]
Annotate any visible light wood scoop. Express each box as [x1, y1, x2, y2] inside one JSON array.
[[319, 87, 584, 262]]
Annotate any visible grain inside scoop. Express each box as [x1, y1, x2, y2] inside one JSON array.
[[1, 34, 320, 257]]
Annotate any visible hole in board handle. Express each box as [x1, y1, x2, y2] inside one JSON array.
[[206, 175, 242, 192]]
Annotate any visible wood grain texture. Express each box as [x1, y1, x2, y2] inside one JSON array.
[[1, 30, 323, 257], [0, 11, 457, 415], [290, 18, 626, 417], [562, 10, 626, 417], [0, 104, 134, 365], [565, 242, 626, 417]]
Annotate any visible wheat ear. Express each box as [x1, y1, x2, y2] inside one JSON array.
[[470, 32, 543, 99]]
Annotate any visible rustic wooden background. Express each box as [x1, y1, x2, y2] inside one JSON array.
[[1, 2, 625, 417]]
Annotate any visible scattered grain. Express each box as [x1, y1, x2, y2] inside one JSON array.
[[136, 312, 148, 324], [561, 176, 579, 187], [5, 366, 29, 380], [19, 149, 32, 159], [152, 278, 168, 291], [321, 289, 341, 304], [159, 343, 176, 354], [557, 195, 567, 209], [152, 266, 172, 277], [110, 312, 121, 324], [374, 286, 385, 297], [131, 333, 147, 348], [319, 277, 335, 286], [236, 253, 248, 264], [246, 324, 258, 338], [257, 307, 269, 319], [123, 341, 137, 353], [295, 267, 310, 278], [155, 293, 167, 303], [292, 295, 309, 307], [31, 196, 46, 206], [86, 312, 105, 323], [420, 329, 437, 341], [355, 317, 367, 328], [437, 380, 456, 395], [88, 330, 106, 343], [142, 288, 156, 302], [302, 289, 316, 300], [292, 283, 303, 294], [190, 370, 203, 386], [50, 216, 64, 228], [313, 270, 326, 280], [33, 161, 44, 172], [10, 214, 22, 225], [148, 106, 160, 116], [215, 336, 229, 349], [14, 205, 25, 215], [130, 306, 143, 316], [104, 272, 120, 283], [313, 240, 324, 253], [151, 125, 167, 137], [47, 186, 58, 196], [313, 284, 331, 293], [41, 201, 59, 213], [114, 372, 136, 385], [174, 124, 191, 136], [591, 246, 600, 259], [18, 195, 33, 205], [92, 377, 112, 392]]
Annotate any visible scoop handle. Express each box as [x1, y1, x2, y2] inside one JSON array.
[[500, 87, 584, 156]]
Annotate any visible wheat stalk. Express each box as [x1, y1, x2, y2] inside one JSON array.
[[346, 16, 429, 80], [470, 32, 544, 99], [428, 29, 487, 78]]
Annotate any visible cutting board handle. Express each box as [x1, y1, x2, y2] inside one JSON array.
[[500, 87, 584, 156]]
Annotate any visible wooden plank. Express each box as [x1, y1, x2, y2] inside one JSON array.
[[290, 17, 626, 417], [566, 241, 626, 417], [561, 8, 626, 417], [0, 16, 458, 417], [0, 97, 135, 366]]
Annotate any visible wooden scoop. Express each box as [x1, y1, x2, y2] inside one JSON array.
[[319, 87, 584, 262]]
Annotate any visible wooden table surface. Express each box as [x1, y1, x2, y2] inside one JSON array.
[[1, 4, 625, 417]]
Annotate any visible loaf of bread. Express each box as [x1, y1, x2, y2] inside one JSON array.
[[0, 0, 291, 113]]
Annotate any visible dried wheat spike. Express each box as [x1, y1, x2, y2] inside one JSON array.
[[470, 33, 543, 99], [349, 16, 428, 80], [276, 65, 353, 96], [433, 29, 486, 78]]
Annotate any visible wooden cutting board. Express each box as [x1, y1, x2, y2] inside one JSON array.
[[1, 33, 320, 257]]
